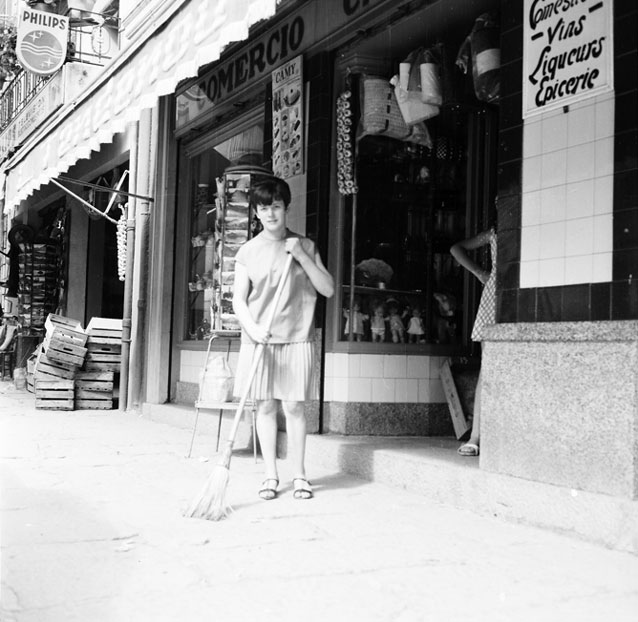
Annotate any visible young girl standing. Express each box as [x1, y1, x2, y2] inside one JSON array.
[[232, 177, 334, 500]]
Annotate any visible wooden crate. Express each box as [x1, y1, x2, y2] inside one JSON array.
[[43, 338, 87, 368], [86, 317, 123, 341], [75, 371, 114, 392], [84, 352, 121, 372], [34, 353, 76, 380], [45, 313, 84, 334], [86, 341, 122, 354], [46, 326, 88, 348], [35, 379, 75, 410]]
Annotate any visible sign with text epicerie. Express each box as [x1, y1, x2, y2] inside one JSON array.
[[523, 0, 613, 118], [17, 7, 69, 76]]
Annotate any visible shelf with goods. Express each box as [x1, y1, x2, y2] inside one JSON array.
[[17, 241, 61, 335], [187, 165, 272, 341], [340, 115, 467, 346]]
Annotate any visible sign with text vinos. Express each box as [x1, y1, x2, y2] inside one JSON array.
[[17, 7, 69, 76], [523, 0, 613, 118]]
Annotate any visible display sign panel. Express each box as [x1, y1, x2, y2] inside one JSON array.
[[272, 55, 303, 179], [523, 0, 613, 118]]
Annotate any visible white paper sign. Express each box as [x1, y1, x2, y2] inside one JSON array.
[[523, 0, 613, 118], [272, 55, 303, 179]]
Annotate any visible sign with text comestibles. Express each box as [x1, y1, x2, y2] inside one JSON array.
[[523, 0, 614, 118], [17, 7, 69, 76], [272, 55, 303, 179]]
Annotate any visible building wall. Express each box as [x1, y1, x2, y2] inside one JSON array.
[[481, 2, 638, 498]]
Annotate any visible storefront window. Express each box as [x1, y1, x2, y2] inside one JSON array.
[[186, 123, 264, 341], [341, 107, 470, 346]]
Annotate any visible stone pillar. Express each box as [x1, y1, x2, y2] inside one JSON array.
[[480, 321, 638, 499]]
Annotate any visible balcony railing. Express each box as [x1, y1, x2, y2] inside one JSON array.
[[0, 12, 120, 132]]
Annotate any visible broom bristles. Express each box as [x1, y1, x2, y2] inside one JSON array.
[[185, 446, 233, 521]]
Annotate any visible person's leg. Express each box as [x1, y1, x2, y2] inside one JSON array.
[[458, 369, 481, 456], [256, 399, 280, 490], [281, 400, 307, 478]]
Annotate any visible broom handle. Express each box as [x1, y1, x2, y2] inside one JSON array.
[[224, 253, 295, 447]]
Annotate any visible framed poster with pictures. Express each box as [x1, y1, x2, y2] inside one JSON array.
[[272, 55, 303, 179]]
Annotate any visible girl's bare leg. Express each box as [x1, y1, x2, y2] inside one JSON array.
[[281, 400, 307, 479], [256, 399, 279, 480]]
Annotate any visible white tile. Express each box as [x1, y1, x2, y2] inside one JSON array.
[[538, 258, 565, 287], [521, 190, 542, 227], [566, 142, 595, 183], [592, 252, 613, 283], [542, 113, 568, 152], [520, 225, 540, 262], [595, 137, 614, 177], [538, 221, 565, 260], [565, 180, 594, 221], [332, 377, 349, 401], [348, 354, 361, 378], [540, 185, 566, 224], [429, 378, 447, 403], [331, 353, 349, 379], [594, 175, 614, 215], [593, 214, 613, 254], [595, 97, 614, 140], [395, 378, 419, 402], [523, 119, 542, 158], [564, 255, 593, 285], [520, 260, 540, 288], [429, 357, 445, 380], [567, 104, 595, 147], [384, 354, 407, 378], [522, 156, 542, 193], [565, 218, 594, 257], [323, 377, 333, 401], [349, 378, 372, 402], [371, 378, 395, 402], [406, 355, 429, 379], [540, 149, 567, 188], [324, 353, 334, 378], [418, 378, 432, 402], [360, 354, 384, 378]]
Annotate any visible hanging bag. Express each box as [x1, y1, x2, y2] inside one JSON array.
[[199, 355, 234, 403], [456, 12, 501, 103], [359, 76, 411, 140]]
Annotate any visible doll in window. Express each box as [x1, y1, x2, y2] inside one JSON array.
[[343, 298, 368, 341]]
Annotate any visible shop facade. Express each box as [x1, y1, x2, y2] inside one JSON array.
[[166, 0, 638, 506], [170, 0, 504, 437]]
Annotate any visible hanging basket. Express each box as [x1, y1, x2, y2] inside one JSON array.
[[358, 77, 411, 141]]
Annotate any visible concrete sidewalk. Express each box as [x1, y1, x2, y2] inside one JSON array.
[[2, 385, 638, 622]]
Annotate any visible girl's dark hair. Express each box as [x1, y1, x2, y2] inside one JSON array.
[[251, 177, 291, 208]]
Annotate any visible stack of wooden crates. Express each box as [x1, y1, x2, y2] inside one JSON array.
[[32, 314, 121, 410]]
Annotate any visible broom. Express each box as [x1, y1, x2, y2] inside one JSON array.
[[185, 253, 294, 520]]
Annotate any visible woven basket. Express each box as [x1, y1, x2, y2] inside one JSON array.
[[359, 77, 410, 140]]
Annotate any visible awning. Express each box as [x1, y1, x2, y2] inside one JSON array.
[[2, 0, 278, 212]]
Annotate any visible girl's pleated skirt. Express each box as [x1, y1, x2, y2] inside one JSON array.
[[233, 341, 317, 402]]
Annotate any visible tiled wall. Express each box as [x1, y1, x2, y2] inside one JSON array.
[[497, 0, 638, 324], [323, 353, 447, 404], [520, 93, 615, 288]]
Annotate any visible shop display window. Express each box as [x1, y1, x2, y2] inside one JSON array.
[[186, 124, 264, 341], [340, 107, 473, 347]]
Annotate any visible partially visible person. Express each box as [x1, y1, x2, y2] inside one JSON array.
[[232, 177, 334, 500], [450, 225, 497, 456]]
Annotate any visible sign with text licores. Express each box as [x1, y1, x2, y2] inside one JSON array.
[[17, 7, 69, 76], [272, 55, 303, 179], [523, 0, 613, 118]]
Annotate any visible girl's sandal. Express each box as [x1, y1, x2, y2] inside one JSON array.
[[293, 478, 313, 500], [259, 478, 279, 500]]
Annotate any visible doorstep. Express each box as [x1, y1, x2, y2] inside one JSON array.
[[142, 401, 638, 555]]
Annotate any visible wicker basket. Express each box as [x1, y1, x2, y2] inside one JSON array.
[[359, 77, 411, 140]]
